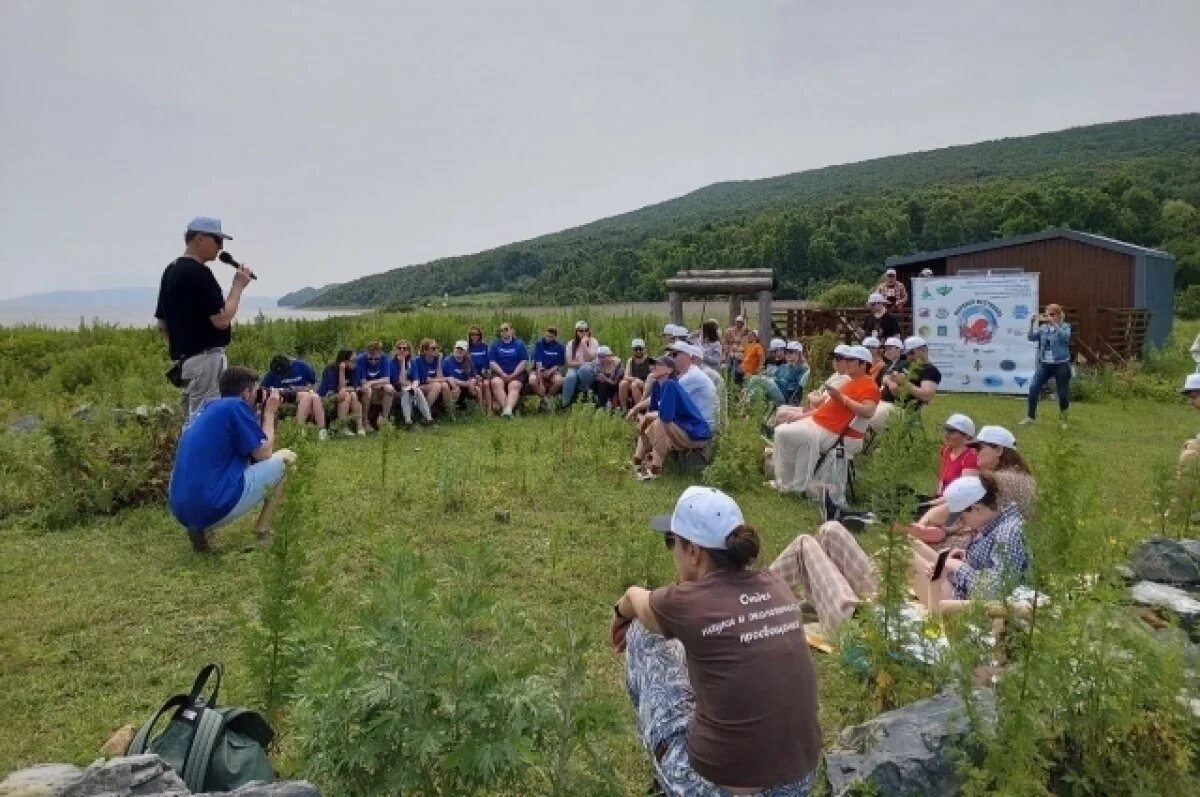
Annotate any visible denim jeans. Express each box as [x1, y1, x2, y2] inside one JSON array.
[[1028, 361, 1071, 418], [561, 363, 596, 407]]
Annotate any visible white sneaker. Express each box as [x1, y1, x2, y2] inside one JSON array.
[[1018, 417, 1035, 426], [356, 427, 367, 437], [342, 428, 354, 437], [318, 429, 328, 441]]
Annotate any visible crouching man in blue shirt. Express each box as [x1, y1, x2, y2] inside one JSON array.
[[168, 366, 298, 553]]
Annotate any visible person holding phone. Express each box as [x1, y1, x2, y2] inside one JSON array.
[[1022, 303, 1072, 425]]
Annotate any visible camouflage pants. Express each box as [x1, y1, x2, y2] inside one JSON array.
[[625, 621, 817, 797]]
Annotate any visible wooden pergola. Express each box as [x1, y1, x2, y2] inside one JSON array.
[[663, 269, 774, 335]]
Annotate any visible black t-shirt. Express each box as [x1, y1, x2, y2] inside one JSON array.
[[882, 361, 942, 405], [155, 257, 229, 360], [864, 312, 900, 340]]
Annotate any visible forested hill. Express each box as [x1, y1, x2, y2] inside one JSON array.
[[310, 113, 1200, 307]]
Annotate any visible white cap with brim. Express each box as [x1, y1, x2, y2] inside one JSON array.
[[670, 341, 703, 359], [944, 476, 987, 514], [649, 486, 745, 550], [186, 216, 232, 240], [847, 346, 873, 364], [596, 345, 613, 357], [1182, 374, 1200, 394], [904, 336, 928, 352], [970, 425, 1017, 450], [944, 413, 976, 437], [867, 293, 885, 306], [768, 337, 787, 351], [862, 336, 881, 348], [575, 320, 589, 330], [454, 340, 469, 350], [632, 338, 646, 349], [833, 344, 852, 357], [662, 323, 675, 335], [786, 340, 804, 352], [735, 315, 745, 323], [885, 268, 897, 276], [884, 337, 904, 349]]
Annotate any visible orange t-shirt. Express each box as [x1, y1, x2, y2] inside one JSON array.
[[812, 374, 880, 438], [741, 342, 765, 375]]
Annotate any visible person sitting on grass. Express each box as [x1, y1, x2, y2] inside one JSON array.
[[769, 346, 878, 495], [262, 354, 327, 441], [733, 330, 765, 385], [318, 349, 363, 436], [168, 366, 298, 554], [530, 325, 567, 412], [611, 486, 821, 796], [722, 315, 752, 372], [354, 341, 394, 432], [912, 425, 1035, 541], [669, 343, 718, 431], [391, 339, 433, 429], [627, 355, 675, 422], [414, 338, 448, 416], [771, 474, 1029, 635], [882, 336, 940, 407], [442, 340, 481, 412], [699, 319, 724, 369], [467, 325, 494, 415], [562, 320, 599, 407], [592, 345, 624, 410], [489, 322, 529, 419], [618, 338, 654, 411], [862, 336, 884, 378], [751, 341, 808, 409]]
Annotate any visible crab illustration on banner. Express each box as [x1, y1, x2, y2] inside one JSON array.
[[955, 300, 1001, 345]]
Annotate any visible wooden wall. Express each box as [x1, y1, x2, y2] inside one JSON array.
[[947, 238, 1134, 357]]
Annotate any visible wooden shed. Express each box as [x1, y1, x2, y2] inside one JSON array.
[[885, 229, 1176, 360]]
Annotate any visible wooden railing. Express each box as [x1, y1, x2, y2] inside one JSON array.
[[770, 307, 912, 341]]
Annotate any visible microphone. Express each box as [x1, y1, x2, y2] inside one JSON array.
[[218, 251, 258, 281]]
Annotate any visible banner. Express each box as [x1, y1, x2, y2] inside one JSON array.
[[911, 273, 1039, 395]]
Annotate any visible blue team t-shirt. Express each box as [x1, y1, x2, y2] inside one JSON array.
[[443, 356, 472, 381], [490, 337, 529, 374], [168, 398, 267, 531], [354, 353, 392, 386], [468, 341, 490, 374], [261, 359, 317, 390], [414, 355, 441, 384], [533, 338, 566, 370]]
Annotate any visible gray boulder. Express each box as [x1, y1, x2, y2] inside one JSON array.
[[1132, 581, 1200, 638], [7, 415, 41, 433], [0, 763, 83, 796], [1130, 537, 1200, 585], [825, 689, 994, 797], [196, 784, 320, 797], [0, 756, 320, 797]]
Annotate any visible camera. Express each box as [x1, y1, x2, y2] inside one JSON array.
[[255, 387, 299, 406]]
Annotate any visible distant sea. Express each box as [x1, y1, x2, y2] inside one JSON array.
[[0, 289, 360, 330]]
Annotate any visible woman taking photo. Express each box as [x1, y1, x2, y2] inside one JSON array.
[[1022, 303, 1072, 425], [612, 486, 821, 796]]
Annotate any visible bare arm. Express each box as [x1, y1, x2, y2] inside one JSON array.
[[209, 268, 252, 330], [249, 401, 278, 461], [909, 380, 938, 403], [617, 587, 663, 635]]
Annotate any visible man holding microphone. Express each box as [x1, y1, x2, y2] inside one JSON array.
[[155, 217, 256, 420]]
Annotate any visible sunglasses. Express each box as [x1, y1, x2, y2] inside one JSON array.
[[664, 533, 677, 550], [367, 356, 381, 363], [395, 346, 410, 351], [633, 346, 645, 351]]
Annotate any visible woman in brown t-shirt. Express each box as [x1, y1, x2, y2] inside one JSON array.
[[612, 486, 821, 796]]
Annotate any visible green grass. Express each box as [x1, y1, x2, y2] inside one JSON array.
[[1, 389, 1197, 787]]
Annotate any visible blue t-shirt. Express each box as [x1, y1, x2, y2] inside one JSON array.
[[168, 398, 266, 531], [468, 341, 490, 374], [443, 355, 473, 381], [533, 338, 566, 370], [389, 357, 416, 387], [649, 378, 667, 413], [354, 353, 392, 386], [261, 359, 317, 390], [490, 337, 529, 375], [414, 355, 442, 384], [657, 380, 711, 441]]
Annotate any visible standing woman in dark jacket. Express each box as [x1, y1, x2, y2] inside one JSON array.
[[1022, 303, 1072, 425]]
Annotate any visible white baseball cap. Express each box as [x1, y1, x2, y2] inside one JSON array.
[[885, 268, 897, 276], [867, 292, 886, 306], [847, 346, 873, 364], [970, 425, 1017, 450], [943, 413, 975, 437], [943, 476, 987, 514], [833, 344, 852, 357], [649, 486, 745, 550], [883, 337, 904, 349], [920, 268, 934, 277], [904, 336, 928, 352], [574, 320, 589, 330], [631, 338, 647, 349], [735, 315, 745, 323], [1181, 374, 1200, 394], [670, 341, 703, 359], [596, 345, 613, 357], [862, 336, 881, 348], [662, 323, 678, 335], [768, 337, 787, 351], [786, 340, 804, 352], [454, 339, 469, 350]]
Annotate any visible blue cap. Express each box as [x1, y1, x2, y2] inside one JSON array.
[[186, 217, 232, 240]]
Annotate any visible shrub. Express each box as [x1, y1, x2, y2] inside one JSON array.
[[816, 281, 870, 309], [1176, 286, 1200, 320]]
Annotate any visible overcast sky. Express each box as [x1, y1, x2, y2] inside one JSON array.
[[1, 1, 1197, 301]]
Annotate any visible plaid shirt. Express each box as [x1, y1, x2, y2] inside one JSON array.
[[949, 503, 1029, 600]]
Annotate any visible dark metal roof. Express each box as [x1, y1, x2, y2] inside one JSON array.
[[885, 228, 1173, 268]]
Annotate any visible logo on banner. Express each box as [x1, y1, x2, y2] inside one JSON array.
[[921, 287, 933, 299], [1012, 304, 1032, 320], [937, 286, 953, 296], [937, 326, 949, 337], [1000, 359, 1016, 371], [919, 325, 932, 337], [983, 375, 1004, 388], [955, 300, 1002, 345], [919, 307, 931, 317], [1013, 376, 1029, 387], [935, 308, 950, 319]]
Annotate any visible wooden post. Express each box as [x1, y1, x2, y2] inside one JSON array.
[[728, 294, 742, 326], [758, 290, 773, 338], [669, 291, 683, 326]]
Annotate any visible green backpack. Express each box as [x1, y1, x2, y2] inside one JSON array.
[[127, 663, 275, 792]]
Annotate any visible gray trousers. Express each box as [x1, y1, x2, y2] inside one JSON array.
[[181, 349, 227, 420]]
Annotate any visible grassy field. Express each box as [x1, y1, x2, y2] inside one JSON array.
[[1, 389, 1197, 785]]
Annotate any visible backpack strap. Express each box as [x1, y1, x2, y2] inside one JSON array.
[[187, 663, 223, 707], [128, 695, 189, 755], [182, 707, 225, 792]]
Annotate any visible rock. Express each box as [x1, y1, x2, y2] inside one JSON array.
[[0, 763, 82, 796], [99, 725, 136, 757], [494, 510, 510, 523], [824, 689, 994, 797], [1131, 581, 1200, 637], [0, 757, 321, 797], [8, 415, 41, 433], [72, 405, 92, 421], [195, 783, 321, 797], [1130, 537, 1200, 585], [1114, 564, 1136, 582]]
